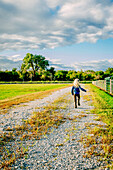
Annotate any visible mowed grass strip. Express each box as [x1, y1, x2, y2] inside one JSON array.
[[0, 84, 70, 100], [81, 84, 113, 168], [0, 84, 70, 110], [89, 84, 113, 128]]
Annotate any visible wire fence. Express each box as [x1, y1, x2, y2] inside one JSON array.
[[92, 79, 113, 94]]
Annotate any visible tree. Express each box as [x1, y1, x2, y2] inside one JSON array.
[[82, 72, 94, 80], [105, 67, 113, 77], [76, 70, 83, 81], [47, 67, 56, 80], [18, 70, 30, 81], [54, 70, 68, 81], [66, 70, 77, 81], [95, 71, 104, 80], [83, 70, 95, 80], [21, 53, 49, 79], [40, 70, 52, 81], [11, 68, 20, 81]]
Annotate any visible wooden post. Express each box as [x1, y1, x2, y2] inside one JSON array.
[[104, 80, 106, 91], [110, 79, 112, 94]]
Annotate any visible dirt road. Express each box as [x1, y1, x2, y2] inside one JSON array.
[[0, 86, 108, 169]]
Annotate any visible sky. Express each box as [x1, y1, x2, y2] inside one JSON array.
[[0, 0, 113, 71]]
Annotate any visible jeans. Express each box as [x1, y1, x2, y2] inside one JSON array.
[[74, 94, 80, 107]]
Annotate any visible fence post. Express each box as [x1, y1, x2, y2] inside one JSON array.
[[104, 80, 106, 91], [110, 79, 112, 94]]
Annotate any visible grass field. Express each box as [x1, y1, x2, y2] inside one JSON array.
[[0, 84, 70, 100], [0, 84, 70, 110]]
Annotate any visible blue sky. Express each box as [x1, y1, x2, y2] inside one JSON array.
[[0, 0, 113, 71]]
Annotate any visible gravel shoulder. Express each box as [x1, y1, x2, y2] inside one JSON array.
[[0, 85, 107, 169]]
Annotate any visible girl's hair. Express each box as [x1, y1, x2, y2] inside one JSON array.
[[73, 79, 80, 87]]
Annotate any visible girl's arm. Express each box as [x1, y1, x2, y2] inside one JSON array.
[[79, 86, 87, 92]]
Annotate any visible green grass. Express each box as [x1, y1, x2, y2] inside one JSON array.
[[0, 84, 69, 100], [89, 84, 113, 129], [82, 84, 113, 168], [0, 80, 92, 84]]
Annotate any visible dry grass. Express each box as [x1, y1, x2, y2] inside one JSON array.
[[67, 114, 87, 122], [82, 126, 113, 159]]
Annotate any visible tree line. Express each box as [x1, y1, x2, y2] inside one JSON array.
[[0, 53, 113, 81]]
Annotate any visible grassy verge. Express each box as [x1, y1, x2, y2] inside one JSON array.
[[81, 84, 113, 169], [0, 81, 92, 84], [0, 81, 73, 84], [0, 84, 70, 111], [89, 84, 113, 129], [0, 92, 71, 169]]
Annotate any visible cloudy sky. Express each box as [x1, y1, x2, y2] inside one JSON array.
[[0, 0, 113, 71]]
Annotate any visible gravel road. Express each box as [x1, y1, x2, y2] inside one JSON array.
[[0, 85, 108, 170]]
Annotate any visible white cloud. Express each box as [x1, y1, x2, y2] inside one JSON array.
[[0, 54, 113, 71], [48, 58, 113, 71], [47, 58, 61, 64], [0, 55, 22, 70], [7, 54, 23, 61], [0, 0, 113, 51], [72, 59, 113, 71]]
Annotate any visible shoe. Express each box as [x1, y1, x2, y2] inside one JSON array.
[[78, 103, 80, 106], [75, 105, 77, 108]]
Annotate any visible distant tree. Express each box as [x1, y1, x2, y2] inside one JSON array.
[[54, 70, 68, 81], [84, 70, 95, 74], [35, 71, 41, 81], [20, 63, 28, 81], [95, 71, 104, 80], [105, 67, 113, 77], [29, 70, 34, 81], [47, 67, 56, 80], [40, 70, 52, 81], [82, 72, 94, 80], [4, 71, 13, 81], [12, 68, 17, 72], [11, 68, 20, 81], [76, 70, 83, 81], [84, 70, 95, 80], [0, 71, 7, 81], [21, 53, 49, 80], [66, 70, 77, 81], [18, 70, 30, 81]]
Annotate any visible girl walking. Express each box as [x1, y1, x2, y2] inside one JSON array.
[[71, 79, 86, 108]]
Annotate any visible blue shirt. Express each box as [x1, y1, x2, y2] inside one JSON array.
[[71, 86, 86, 95]]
